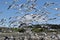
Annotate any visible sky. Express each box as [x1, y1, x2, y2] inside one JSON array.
[[0, 0, 60, 27]]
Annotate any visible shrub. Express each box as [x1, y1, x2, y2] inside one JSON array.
[[31, 28, 44, 33]]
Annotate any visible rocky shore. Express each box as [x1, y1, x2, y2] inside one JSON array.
[[0, 32, 60, 40]]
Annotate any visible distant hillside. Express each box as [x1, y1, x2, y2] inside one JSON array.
[[0, 24, 60, 29], [19, 24, 60, 29]]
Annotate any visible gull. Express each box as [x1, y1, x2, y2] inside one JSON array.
[[31, 0, 37, 2], [30, 3, 37, 9], [19, 4, 26, 8], [20, 4, 24, 8], [27, 0, 37, 2], [0, 18, 6, 22], [48, 18, 56, 20], [8, 5, 13, 9], [32, 16, 36, 18], [7, 4, 18, 10], [43, 2, 55, 8], [27, 5, 38, 12], [9, 16, 15, 20], [9, 17, 12, 20], [8, 4, 15, 10], [53, 8, 60, 11], [7, 0, 16, 9], [0, 21, 4, 25], [27, 0, 37, 4], [9, 20, 16, 24], [25, 8, 33, 12], [0, 18, 6, 26]]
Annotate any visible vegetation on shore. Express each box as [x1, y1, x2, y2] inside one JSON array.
[[0, 24, 60, 33]]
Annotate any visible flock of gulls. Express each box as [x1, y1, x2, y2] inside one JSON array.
[[0, 0, 60, 27]]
